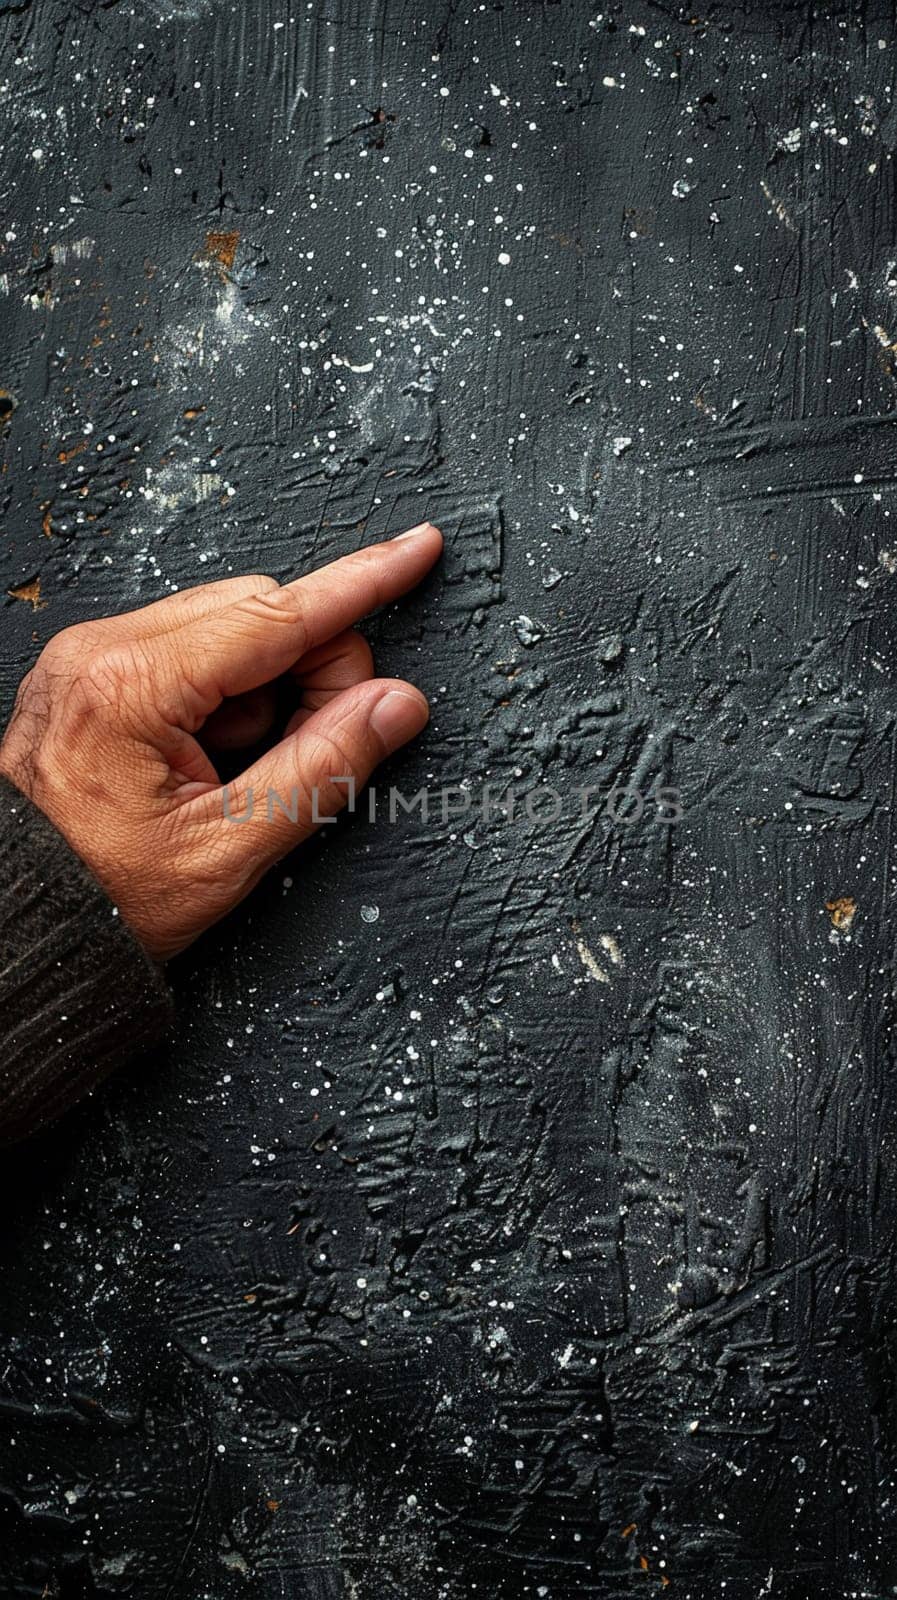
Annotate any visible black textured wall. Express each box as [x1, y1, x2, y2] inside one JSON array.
[[3, 1, 897, 1595]]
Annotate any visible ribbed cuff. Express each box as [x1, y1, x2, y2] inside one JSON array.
[[0, 775, 174, 1144]]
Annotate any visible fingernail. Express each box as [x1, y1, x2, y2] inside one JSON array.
[[370, 689, 428, 751], [391, 521, 438, 543]]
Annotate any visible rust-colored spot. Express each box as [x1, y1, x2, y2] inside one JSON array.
[[8, 577, 45, 610], [58, 439, 88, 464], [639, 1555, 649, 1571], [183, 405, 206, 420], [621, 1523, 637, 1538], [243, 1292, 257, 1304], [661, 1580, 670, 1590], [826, 895, 857, 931], [41, 504, 53, 538], [202, 229, 240, 274], [266, 1499, 280, 1512]]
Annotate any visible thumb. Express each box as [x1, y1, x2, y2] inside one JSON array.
[[209, 678, 430, 873]]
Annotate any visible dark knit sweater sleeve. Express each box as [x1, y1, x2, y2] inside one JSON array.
[[0, 775, 174, 1144]]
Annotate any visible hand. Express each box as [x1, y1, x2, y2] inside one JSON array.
[[0, 523, 443, 960]]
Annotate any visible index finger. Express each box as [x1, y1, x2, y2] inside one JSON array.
[[153, 522, 442, 723]]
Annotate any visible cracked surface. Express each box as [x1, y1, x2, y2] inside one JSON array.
[[1, 1, 897, 1595]]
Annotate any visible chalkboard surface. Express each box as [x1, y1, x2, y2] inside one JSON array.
[[2, 2, 897, 1595]]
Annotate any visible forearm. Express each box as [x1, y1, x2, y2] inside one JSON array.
[[0, 776, 173, 1145]]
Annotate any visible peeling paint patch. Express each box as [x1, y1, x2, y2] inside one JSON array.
[[7, 578, 44, 610], [826, 896, 857, 932]]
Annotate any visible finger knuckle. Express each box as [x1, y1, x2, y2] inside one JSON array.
[[352, 546, 387, 608], [83, 641, 153, 724], [238, 586, 309, 653], [240, 574, 280, 597], [39, 624, 90, 674], [345, 630, 374, 677], [84, 644, 130, 704], [304, 730, 359, 806]]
